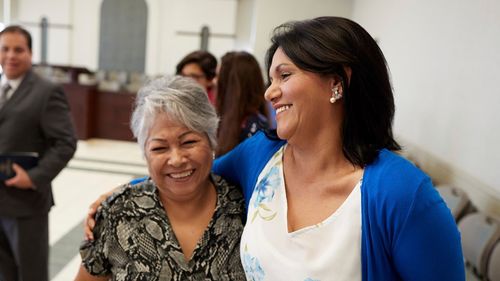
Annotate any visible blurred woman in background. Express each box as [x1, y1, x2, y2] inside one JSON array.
[[215, 51, 270, 156]]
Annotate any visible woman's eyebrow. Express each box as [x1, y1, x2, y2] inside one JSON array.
[[178, 131, 196, 139], [273, 63, 291, 74]]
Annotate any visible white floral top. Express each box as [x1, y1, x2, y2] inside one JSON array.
[[240, 145, 362, 281]]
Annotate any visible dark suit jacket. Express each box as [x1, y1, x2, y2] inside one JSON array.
[[0, 69, 77, 217]]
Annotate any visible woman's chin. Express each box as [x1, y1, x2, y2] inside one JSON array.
[[276, 126, 292, 141]]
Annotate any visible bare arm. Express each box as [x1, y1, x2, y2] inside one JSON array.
[[74, 265, 109, 281]]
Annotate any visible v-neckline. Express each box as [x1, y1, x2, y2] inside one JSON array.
[[276, 145, 363, 235]]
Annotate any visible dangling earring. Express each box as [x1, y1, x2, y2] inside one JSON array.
[[212, 151, 216, 160], [330, 87, 343, 104]]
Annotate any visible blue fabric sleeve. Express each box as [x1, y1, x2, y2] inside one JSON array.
[[213, 131, 285, 209], [213, 143, 245, 193], [130, 176, 148, 185], [391, 177, 465, 281], [79, 201, 112, 276], [361, 150, 465, 280]]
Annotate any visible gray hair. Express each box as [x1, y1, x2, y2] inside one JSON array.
[[131, 76, 219, 153]]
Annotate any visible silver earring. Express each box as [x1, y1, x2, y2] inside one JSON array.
[[330, 87, 343, 104], [212, 151, 216, 160]]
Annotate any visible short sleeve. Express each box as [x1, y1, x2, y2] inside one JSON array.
[[79, 207, 112, 276]]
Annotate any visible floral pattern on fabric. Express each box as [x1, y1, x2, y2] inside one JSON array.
[[242, 244, 265, 281], [241, 143, 362, 280], [250, 164, 281, 223]]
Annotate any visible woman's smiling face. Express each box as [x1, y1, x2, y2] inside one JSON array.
[[265, 48, 334, 142], [145, 112, 213, 202]]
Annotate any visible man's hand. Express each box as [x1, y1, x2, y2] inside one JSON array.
[[4, 163, 35, 189]]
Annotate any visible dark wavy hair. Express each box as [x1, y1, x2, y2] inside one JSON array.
[[265, 16, 401, 166], [175, 50, 217, 80], [0, 25, 32, 51], [216, 51, 269, 156]]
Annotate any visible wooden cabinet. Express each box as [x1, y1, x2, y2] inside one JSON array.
[[95, 90, 136, 141], [63, 83, 136, 141], [63, 83, 97, 140]]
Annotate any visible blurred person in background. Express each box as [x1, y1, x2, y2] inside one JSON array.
[[176, 50, 217, 105], [215, 51, 270, 157], [0, 25, 76, 281]]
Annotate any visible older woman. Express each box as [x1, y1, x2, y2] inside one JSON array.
[[75, 76, 245, 280]]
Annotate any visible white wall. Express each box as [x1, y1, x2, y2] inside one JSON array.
[[7, 0, 353, 73], [352, 0, 500, 215], [8, 0, 238, 74], [234, 0, 256, 52], [251, 0, 353, 68], [165, 0, 238, 74], [71, 0, 100, 70], [14, 0, 72, 65]]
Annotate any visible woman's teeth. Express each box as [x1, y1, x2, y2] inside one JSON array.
[[169, 170, 193, 179], [276, 105, 291, 114]]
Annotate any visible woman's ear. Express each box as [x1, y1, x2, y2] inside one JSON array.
[[329, 76, 344, 94], [329, 77, 344, 104], [332, 66, 352, 93]]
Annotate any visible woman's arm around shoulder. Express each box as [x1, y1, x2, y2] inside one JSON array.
[[213, 130, 285, 206]]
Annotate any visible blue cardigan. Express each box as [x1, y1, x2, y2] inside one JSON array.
[[213, 131, 464, 281]]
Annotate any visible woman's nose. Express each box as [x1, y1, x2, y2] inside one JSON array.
[[264, 82, 280, 102], [167, 149, 186, 167]]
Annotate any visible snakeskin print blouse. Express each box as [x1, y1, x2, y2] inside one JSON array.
[[79, 174, 245, 281]]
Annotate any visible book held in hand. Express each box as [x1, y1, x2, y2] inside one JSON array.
[[0, 152, 39, 181]]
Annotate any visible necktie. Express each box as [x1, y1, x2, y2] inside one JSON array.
[[0, 83, 11, 110]]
